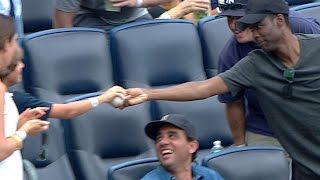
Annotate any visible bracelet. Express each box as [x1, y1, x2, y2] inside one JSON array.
[[89, 97, 99, 108], [135, 0, 143, 7], [10, 134, 23, 150], [15, 130, 27, 141]]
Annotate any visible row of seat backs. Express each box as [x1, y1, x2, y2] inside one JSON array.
[[12, 1, 320, 94], [107, 146, 290, 180], [20, 19, 233, 180]]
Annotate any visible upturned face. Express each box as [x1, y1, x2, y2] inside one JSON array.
[[155, 124, 198, 172]]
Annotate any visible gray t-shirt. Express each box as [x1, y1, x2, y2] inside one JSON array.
[[219, 34, 320, 176], [56, 0, 148, 24]]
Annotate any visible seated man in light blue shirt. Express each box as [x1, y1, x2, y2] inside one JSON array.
[[141, 114, 223, 180]]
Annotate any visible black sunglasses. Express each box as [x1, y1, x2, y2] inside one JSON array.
[[282, 68, 295, 98]]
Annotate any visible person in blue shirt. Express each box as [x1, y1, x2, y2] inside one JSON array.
[[217, 0, 320, 147], [141, 114, 223, 180]]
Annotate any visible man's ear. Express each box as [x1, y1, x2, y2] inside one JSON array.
[[189, 140, 199, 154], [275, 14, 286, 27]]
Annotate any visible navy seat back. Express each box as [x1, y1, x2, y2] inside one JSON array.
[[107, 157, 159, 180], [110, 20, 233, 161], [202, 146, 290, 180], [110, 19, 205, 86], [291, 2, 320, 21], [197, 16, 232, 78], [20, 28, 113, 180], [64, 93, 154, 180], [22, 28, 113, 101]]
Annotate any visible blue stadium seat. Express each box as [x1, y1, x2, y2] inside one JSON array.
[[20, 27, 113, 180], [21, 27, 113, 99], [22, 0, 55, 34], [202, 146, 290, 180], [110, 19, 233, 161], [197, 15, 232, 78], [291, 2, 320, 21], [107, 157, 159, 180], [64, 93, 155, 180]]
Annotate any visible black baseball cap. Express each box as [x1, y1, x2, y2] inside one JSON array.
[[145, 114, 197, 140], [218, 0, 248, 17], [237, 0, 289, 24]]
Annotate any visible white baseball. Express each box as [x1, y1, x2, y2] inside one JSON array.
[[110, 96, 124, 107]]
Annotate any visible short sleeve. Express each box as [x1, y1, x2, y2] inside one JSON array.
[[218, 55, 256, 97]]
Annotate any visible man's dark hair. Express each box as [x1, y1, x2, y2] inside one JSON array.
[[187, 136, 198, 162], [0, 14, 15, 50]]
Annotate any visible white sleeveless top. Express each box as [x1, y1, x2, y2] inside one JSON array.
[[0, 93, 23, 180]]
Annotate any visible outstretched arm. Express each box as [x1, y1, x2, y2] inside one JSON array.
[[126, 76, 228, 106], [49, 86, 127, 119]]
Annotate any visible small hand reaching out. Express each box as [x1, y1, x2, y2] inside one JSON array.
[[18, 119, 50, 136], [18, 107, 49, 128]]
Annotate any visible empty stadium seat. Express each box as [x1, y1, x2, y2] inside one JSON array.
[[64, 93, 155, 180], [107, 157, 159, 180], [22, 0, 55, 34], [197, 15, 233, 78], [291, 2, 320, 21], [110, 19, 233, 161], [20, 27, 113, 180], [21, 27, 113, 99], [202, 146, 290, 180]]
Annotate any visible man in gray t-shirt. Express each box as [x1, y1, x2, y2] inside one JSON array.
[[123, 0, 320, 179], [54, 0, 170, 32]]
